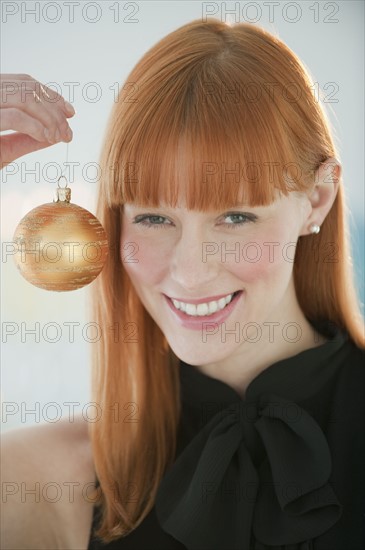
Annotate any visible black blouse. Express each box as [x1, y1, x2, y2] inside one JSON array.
[[87, 320, 365, 550]]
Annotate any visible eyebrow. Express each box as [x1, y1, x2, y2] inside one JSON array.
[[123, 204, 256, 211]]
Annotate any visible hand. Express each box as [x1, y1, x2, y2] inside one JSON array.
[[0, 74, 75, 169]]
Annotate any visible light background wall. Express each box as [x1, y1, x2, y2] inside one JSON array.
[[1, 1, 364, 431]]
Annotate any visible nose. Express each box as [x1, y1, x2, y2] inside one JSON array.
[[170, 222, 220, 292]]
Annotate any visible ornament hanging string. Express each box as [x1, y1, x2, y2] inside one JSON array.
[[55, 140, 70, 200], [62, 139, 69, 178]]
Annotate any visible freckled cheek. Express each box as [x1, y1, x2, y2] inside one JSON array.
[[120, 236, 170, 284], [224, 237, 293, 285]]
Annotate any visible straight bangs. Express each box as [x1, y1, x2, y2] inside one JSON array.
[[103, 48, 315, 212]]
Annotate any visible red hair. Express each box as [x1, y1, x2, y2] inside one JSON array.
[[87, 18, 365, 542]]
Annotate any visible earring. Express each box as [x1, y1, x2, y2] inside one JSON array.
[[309, 223, 321, 234], [12, 175, 109, 292]]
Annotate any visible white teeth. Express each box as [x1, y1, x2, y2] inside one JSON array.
[[186, 303, 203, 315], [171, 293, 235, 316], [197, 303, 209, 315]]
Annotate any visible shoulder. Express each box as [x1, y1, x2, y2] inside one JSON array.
[[325, 341, 365, 533], [335, 338, 365, 389], [1, 414, 96, 549], [326, 339, 365, 437], [1, 413, 95, 485]]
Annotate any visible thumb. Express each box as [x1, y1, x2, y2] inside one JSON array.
[[0, 132, 54, 169]]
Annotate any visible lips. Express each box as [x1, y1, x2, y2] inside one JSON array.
[[163, 290, 244, 331]]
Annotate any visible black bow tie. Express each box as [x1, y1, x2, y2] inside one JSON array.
[[155, 392, 341, 550], [155, 323, 347, 550]]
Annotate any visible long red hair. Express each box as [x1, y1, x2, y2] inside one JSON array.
[[87, 18, 365, 542]]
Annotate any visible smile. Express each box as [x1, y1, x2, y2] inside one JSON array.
[[171, 292, 237, 316], [163, 290, 243, 329]]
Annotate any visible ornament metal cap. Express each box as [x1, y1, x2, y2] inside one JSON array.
[[54, 175, 71, 202]]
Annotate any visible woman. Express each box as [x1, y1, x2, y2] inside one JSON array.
[[2, 18, 364, 550]]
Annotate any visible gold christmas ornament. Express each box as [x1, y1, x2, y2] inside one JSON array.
[[13, 176, 109, 291]]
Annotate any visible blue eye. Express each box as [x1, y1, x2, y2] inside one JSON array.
[[223, 212, 257, 229], [132, 212, 257, 230], [132, 215, 171, 229]]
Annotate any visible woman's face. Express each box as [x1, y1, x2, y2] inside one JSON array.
[[120, 190, 311, 366]]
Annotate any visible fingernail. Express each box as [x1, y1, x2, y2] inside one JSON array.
[[65, 101, 75, 115], [44, 128, 53, 143], [66, 127, 73, 140], [55, 129, 61, 142]]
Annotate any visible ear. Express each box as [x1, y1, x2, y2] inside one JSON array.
[[299, 157, 341, 237]]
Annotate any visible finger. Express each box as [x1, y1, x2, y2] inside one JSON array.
[[1, 107, 48, 142], [0, 75, 74, 116], [34, 82, 76, 117], [0, 132, 54, 167], [1, 81, 73, 142], [0, 107, 73, 144], [0, 73, 33, 81]]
